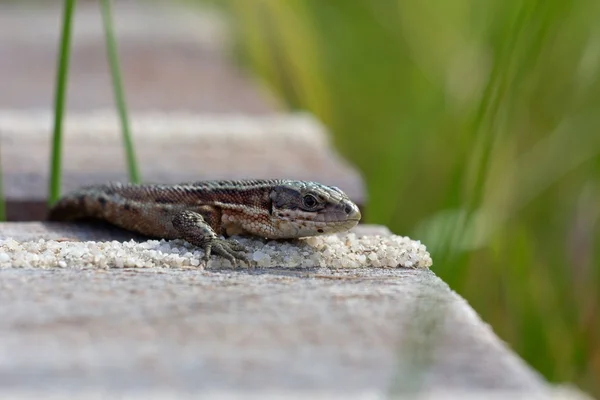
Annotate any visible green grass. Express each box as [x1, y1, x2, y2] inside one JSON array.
[[205, 0, 600, 395], [49, 0, 77, 206], [49, 0, 139, 207], [101, 0, 140, 184]]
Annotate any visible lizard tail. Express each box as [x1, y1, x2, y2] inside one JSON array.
[[47, 183, 126, 221], [47, 186, 111, 221], [47, 194, 88, 221]]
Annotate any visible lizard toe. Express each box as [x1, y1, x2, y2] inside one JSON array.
[[210, 239, 250, 268], [228, 240, 247, 252]]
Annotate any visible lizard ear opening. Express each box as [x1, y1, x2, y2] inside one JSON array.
[[268, 189, 277, 216]]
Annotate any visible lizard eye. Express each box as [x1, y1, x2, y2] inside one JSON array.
[[302, 194, 318, 209]]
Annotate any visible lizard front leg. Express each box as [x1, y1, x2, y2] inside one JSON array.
[[172, 210, 250, 268]]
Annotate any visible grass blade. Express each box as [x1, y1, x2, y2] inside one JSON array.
[[48, 0, 77, 206], [100, 0, 140, 183]]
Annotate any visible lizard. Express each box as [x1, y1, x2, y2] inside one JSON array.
[[47, 179, 362, 267]]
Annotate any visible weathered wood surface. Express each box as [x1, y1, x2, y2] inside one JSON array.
[[0, 223, 588, 399]]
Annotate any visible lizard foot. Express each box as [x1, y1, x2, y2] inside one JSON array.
[[202, 237, 252, 268], [172, 210, 253, 268]]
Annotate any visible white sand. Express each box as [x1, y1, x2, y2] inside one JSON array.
[[0, 233, 432, 270]]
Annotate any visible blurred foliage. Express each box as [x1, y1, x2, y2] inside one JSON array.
[[201, 0, 600, 395]]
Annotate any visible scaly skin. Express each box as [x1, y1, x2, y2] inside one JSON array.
[[48, 179, 362, 267]]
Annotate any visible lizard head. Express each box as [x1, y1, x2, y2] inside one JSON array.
[[268, 181, 361, 238]]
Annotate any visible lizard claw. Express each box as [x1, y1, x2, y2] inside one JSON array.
[[203, 238, 251, 268]]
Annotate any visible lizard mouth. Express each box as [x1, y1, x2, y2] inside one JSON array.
[[274, 203, 361, 229], [283, 215, 360, 224], [304, 202, 361, 224]]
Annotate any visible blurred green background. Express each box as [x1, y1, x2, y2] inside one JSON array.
[[196, 0, 600, 395]]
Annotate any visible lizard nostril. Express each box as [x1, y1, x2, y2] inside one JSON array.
[[344, 204, 353, 215], [343, 202, 361, 220]]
